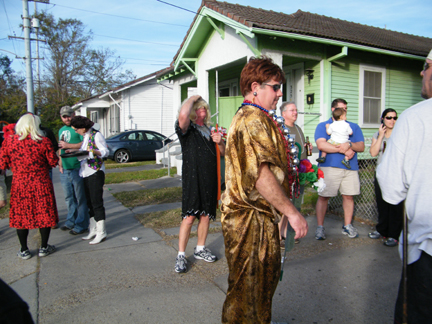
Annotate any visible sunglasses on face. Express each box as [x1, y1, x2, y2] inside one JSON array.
[[263, 83, 281, 92], [384, 116, 398, 120], [423, 61, 431, 72]]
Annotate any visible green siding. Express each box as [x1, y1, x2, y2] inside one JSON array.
[[218, 96, 243, 130], [302, 61, 322, 142]]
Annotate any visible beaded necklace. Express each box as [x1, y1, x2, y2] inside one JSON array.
[[241, 100, 300, 198], [87, 130, 103, 171]]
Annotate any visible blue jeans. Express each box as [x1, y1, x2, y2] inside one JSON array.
[[60, 168, 89, 232]]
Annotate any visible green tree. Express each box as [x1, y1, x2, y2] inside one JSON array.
[[0, 55, 26, 123], [34, 11, 135, 129]]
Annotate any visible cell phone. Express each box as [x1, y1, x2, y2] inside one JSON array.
[[381, 118, 384, 124]]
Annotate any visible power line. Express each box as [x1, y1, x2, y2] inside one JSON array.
[[93, 34, 179, 47], [49, 3, 190, 28], [156, 0, 198, 15], [156, 0, 253, 35]]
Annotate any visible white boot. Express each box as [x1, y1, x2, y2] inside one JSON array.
[[89, 220, 107, 245], [82, 217, 97, 241]]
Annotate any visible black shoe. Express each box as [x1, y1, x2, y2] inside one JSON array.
[[69, 229, 89, 235], [51, 223, 59, 229], [60, 225, 72, 231]]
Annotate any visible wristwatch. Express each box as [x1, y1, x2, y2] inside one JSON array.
[[349, 142, 352, 148]]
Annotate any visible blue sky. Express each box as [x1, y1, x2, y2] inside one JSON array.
[[1, 0, 432, 79]]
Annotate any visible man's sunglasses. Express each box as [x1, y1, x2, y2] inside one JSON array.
[[384, 116, 398, 120], [263, 83, 281, 92], [423, 61, 431, 72]]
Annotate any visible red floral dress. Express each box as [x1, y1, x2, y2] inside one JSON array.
[[0, 134, 59, 229]]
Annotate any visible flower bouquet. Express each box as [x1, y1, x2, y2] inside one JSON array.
[[211, 126, 228, 140], [298, 159, 326, 193]]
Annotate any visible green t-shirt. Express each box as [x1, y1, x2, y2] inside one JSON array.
[[59, 125, 83, 170]]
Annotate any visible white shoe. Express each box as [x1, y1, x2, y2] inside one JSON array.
[[82, 217, 97, 241], [89, 220, 107, 245]]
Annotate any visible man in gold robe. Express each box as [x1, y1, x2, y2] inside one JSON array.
[[221, 57, 308, 324]]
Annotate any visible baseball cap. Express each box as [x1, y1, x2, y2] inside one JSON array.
[[428, 49, 432, 61], [60, 106, 74, 117]]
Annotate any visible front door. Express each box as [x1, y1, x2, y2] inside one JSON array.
[[285, 63, 305, 128]]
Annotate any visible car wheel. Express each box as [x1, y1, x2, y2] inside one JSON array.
[[115, 149, 130, 163]]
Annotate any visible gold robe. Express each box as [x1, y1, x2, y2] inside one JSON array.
[[221, 105, 293, 323]]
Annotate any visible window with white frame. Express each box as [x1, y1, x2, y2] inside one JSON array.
[[218, 79, 238, 97], [359, 64, 386, 126], [109, 104, 120, 134], [90, 111, 99, 124]]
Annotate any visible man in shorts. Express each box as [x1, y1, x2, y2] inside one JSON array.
[[314, 98, 365, 240]]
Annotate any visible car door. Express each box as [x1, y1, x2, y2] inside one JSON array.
[[121, 132, 142, 159], [142, 132, 164, 159]]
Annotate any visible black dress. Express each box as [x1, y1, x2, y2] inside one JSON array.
[[175, 120, 217, 220]]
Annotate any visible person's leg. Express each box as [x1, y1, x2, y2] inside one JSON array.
[[341, 195, 354, 226], [16, 229, 29, 252], [394, 252, 432, 324], [278, 216, 288, 240], [70, 168, 89, 232], [86, 171, 107, 244], [315, 167, 342, 227], [59, 170, 78, 228], [196, 215, 210, 246], [374, 176, 389, 237], [178, 216, 196, 252], [316, 196, 330, 226], [39, 227, 51, 248], [87, 171, 105, 222], [388, 201, 404, 241], [0, 173, 6, 209]]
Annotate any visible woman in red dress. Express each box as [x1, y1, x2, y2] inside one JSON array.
[[0, 113, 59, 260]]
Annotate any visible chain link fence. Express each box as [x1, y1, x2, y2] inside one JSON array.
[[328, 137, 379, 224]]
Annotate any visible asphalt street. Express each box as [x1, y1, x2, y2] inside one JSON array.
[[0, 165, 402, 323]]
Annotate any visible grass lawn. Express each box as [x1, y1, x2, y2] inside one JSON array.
[[104, 160, 156, 169], [113, 187, 182, 208], [136, 208, 222, 230], [105, 167, 177, 184]]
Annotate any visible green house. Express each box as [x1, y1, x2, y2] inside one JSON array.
[[158, 0, 432, 148]]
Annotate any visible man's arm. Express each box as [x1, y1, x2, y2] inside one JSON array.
[[58, 141, 82, 149], [255, 163, 308, 239]]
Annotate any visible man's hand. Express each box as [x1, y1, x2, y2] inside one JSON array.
[[338, 142, 351, 154], [58, 140, 67, 149], [255, 163, 308, 239]]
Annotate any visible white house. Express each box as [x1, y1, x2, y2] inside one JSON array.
[[72, 67, 175, 139]]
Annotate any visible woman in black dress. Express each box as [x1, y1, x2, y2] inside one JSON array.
[[174, 95, 225, 273]]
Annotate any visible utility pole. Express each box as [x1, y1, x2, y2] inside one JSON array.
[[22, 0, 34, 113], [34, 1, 40, 91]]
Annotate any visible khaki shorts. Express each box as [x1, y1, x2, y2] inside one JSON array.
[[319, 167, 360, 197], [0, 174, 6, 201]]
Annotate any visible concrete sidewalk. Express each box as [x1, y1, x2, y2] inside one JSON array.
[[0, 165, 402, 323]]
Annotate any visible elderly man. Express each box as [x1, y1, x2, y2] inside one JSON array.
[[377, 50, 432, 323], [314, 99, 365, 240], [58, 106, 89, 236], [279, 102, 312, 244]]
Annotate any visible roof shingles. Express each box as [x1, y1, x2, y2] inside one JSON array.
[[200, 1, 432, 57]]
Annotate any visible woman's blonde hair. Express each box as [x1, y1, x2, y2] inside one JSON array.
[[178, 97, 212, 126], [15, 113, 43, 141]]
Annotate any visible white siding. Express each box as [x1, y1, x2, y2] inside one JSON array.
[[119, 79, 174, 137]]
